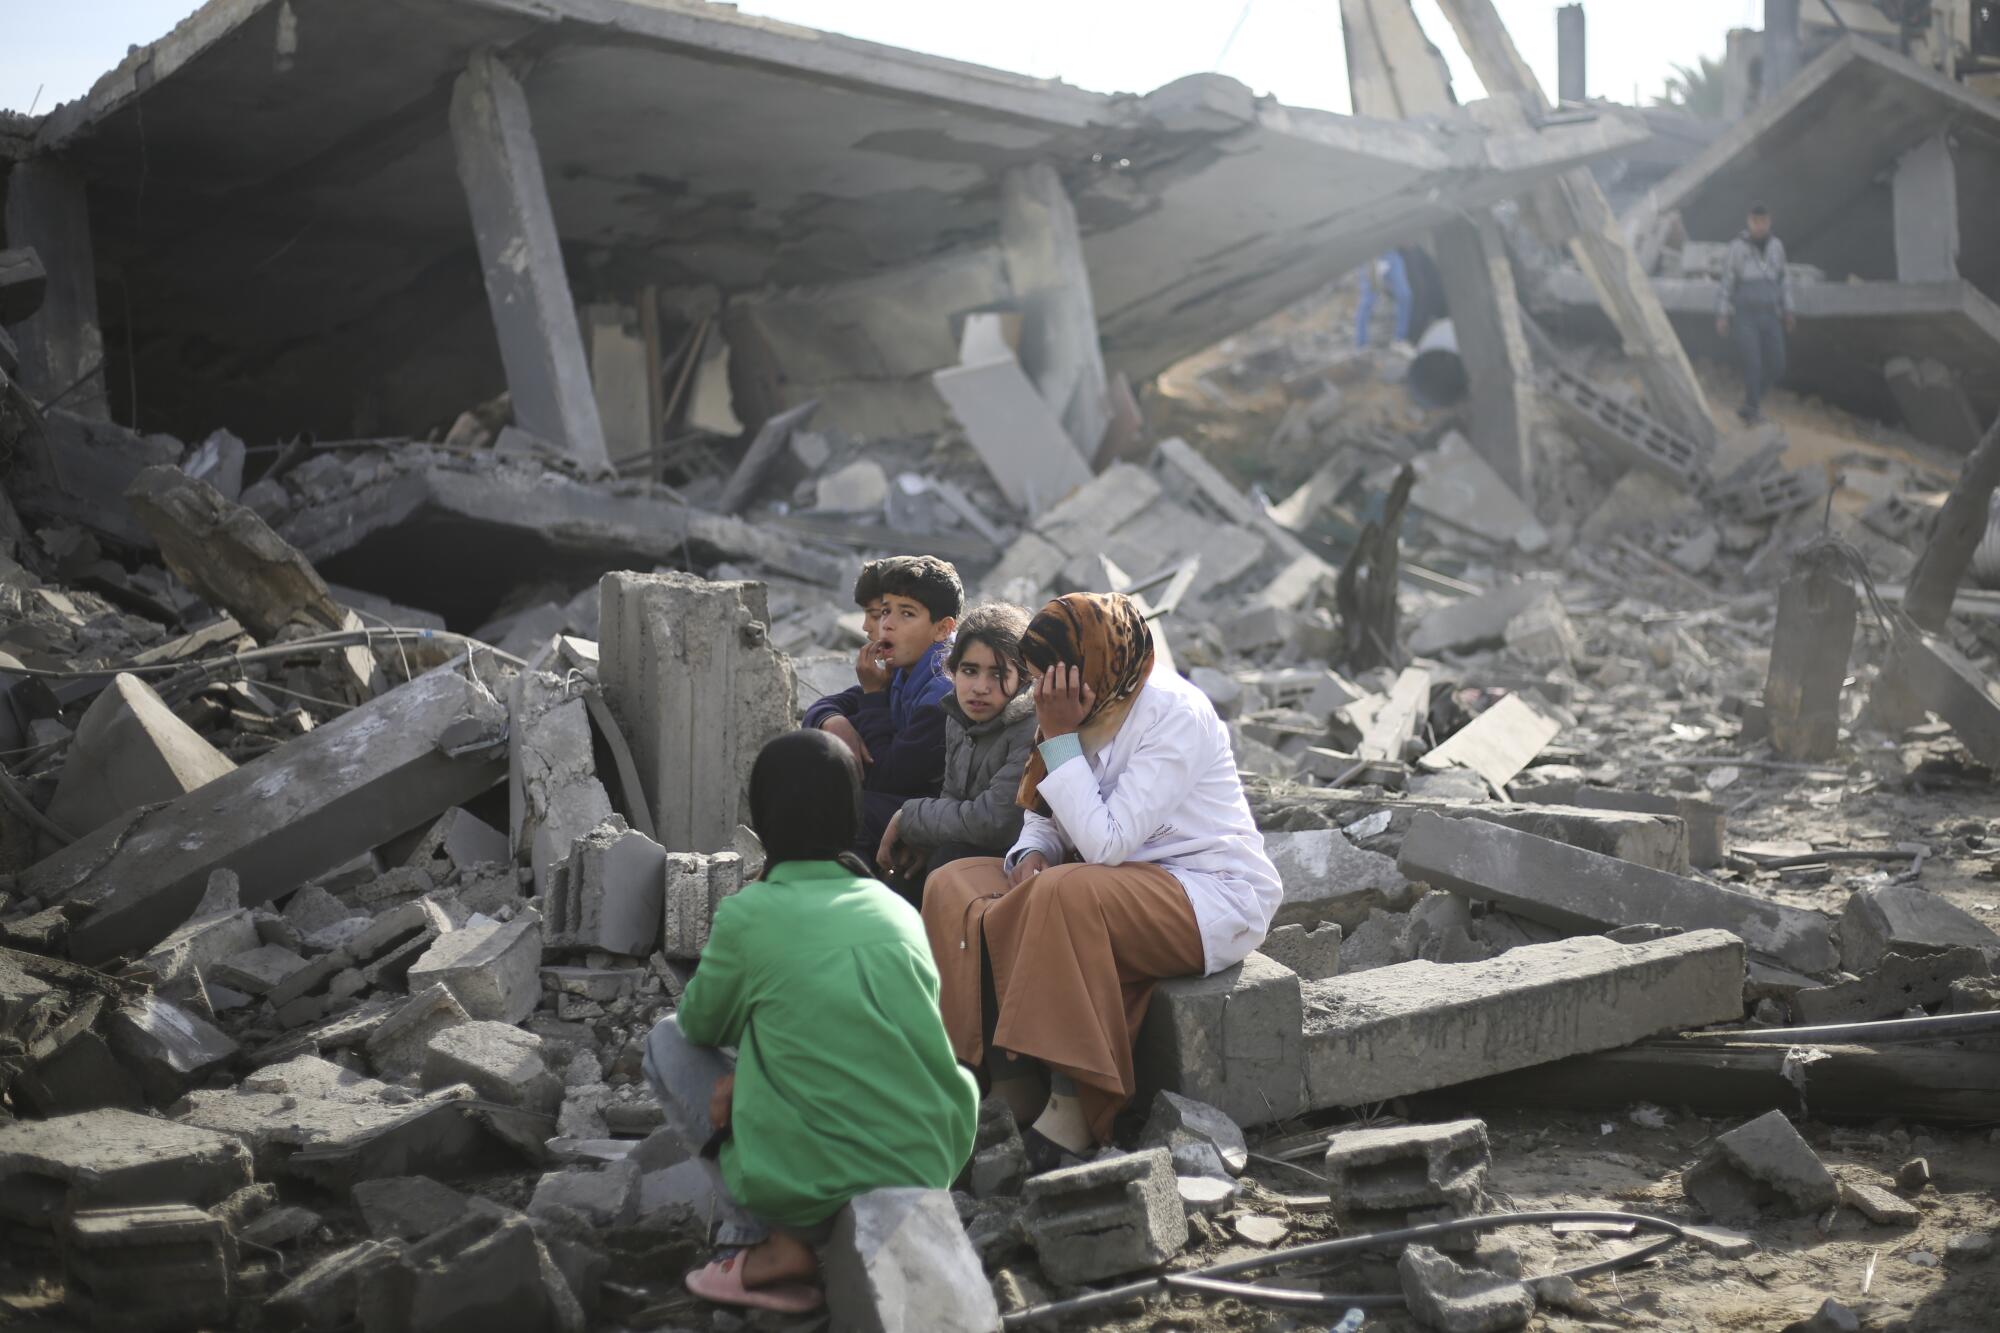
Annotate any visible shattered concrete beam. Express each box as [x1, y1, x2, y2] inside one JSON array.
[[1341, 0, 1456, 119], [19, 666, 508, 965], [1902, 413, 2000, 633], [999, 162, 1110, 465], [1398, 811, 1839, 973], [1, 160, 107, 419], [1877, 631, 2000, 772], [450, 48, 611, 475], [1430, 0, 1715, 446], [1301, 930, 1746, 1107]]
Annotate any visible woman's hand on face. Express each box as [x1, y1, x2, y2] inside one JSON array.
[[1008, 851, 1049, 889], [1032, 664, 1095, 738]]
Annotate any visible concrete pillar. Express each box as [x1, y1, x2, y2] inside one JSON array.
[[449, 49, 611, 475], [1765, 555, 1858, 761], [597, 571, 796, 854], [1428, 215, 1535, 496], [1556, 5, 1586, 104], [1893, 133, 1960, 282], [998, 163, 1108, 466], [1341, 0, 1456, 117], [1762, 0, 1801, 99], [3, 161, 108, 419]]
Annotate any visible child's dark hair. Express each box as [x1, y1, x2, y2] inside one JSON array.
[[875, 555, 964, 623], [853, 559, 888, 610], [947, 603, 1029, 686]]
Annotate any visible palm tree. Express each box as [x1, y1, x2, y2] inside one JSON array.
[[1653, 56, 1726, 118]]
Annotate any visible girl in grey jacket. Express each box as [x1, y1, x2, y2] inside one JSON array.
[[877, 603, 1037, 900]]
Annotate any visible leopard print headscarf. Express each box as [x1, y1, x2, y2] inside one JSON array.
[[1015, 592, 1156, 815]]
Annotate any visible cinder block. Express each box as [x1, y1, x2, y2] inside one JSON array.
[[1791, 946, 1991, 1024], [1399, 1243, 1535, 1333], [0, 1110, 253, 1228], [660, 851, 744, 960], [1301, 931, 1746, 1107], [1135, 952, 1305, 1128], [1841, 883, 1999, 974], [1398, 812, 1833, 973], [546, 821, 665, 955], [1324, 1118, 1489, 1248], [423, 1021, 561, 1114], [1023, 1148, 1186, 1285], [63, 1204, 236, 1333]]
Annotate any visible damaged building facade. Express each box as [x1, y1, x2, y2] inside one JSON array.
[[5, 1, 2000, 1331]]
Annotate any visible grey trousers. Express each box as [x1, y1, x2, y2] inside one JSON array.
[[1734, 306, 1787, 416], [641, 1015, 767, 1247]]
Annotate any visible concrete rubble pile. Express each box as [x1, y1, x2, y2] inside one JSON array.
[[5, 0, 2000, 1330]]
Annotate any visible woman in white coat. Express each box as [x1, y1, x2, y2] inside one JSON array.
[[920, 593, 1282, 1171]]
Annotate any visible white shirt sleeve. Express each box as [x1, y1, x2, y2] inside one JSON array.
[[1036, 719, 1202, 866], [1004, 810, 1068, 870]]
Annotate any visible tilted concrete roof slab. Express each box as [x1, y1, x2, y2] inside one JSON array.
[[1627, 37, 2000, 293], [26, 0, 1640, 443]]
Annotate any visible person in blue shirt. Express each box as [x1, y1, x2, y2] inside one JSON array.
[[1355, 250, 1412, 348]]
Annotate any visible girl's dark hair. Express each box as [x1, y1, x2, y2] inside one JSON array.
[[947, 602, 1031, 687]]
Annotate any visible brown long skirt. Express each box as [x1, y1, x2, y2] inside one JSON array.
[[921, 857, 1205, 1144]]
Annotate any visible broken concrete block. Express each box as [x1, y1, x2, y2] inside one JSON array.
[[1301, 931, 1746, 1108], [394, 807, 511, 876], [212, 943, 310, 996], [124, 464, 348, 640], [546, 821, 664, 956], [1462, 803, 1689, 875], [1878, 631, 2000, 771], [933, 327, 1093, 516], [1409, 577, 1559, 657], [1791, 947, 1991, 1024], [1399, 812, 1835, 973], [283, 883, 362, 936], [1262, 829, 1413, 930], [599, 572, 796, 854], [1141, 1092, 1247, 1175], [424, 1021, 562, 1114], [0, 1110, 253, 1227], [1399, 1243, 1535, 1333], [823, 1187, 1001, 1333], [406, 915, 544, 1024], [1548, 786, 1726, 869], [1683, 1110, 1838, 1222], [660, 850, 745, 960], [365, 984, 472, 1078], [1256, 921, 1341, 980], [1325, 1119, 1489, 1244], [267, 1239, 404, 1332], [1032, 462, 1162, 555], [529, 1161, 640, 1228], [1840, 1177, 1922, 1227], [105, 994, 239, 1104], [352, 1175, 470, 1240], [25, 665, 509, 966], [1502, 592, 1580, 669], [141, 909, 260, 986], [1135, 951, 1305, 1129], [1841, 883, 2000, 974], [508, 671, 615, 898], [1418, 695, 1560, 791], [1022, 1148, 1187, 1286], [63, 1203, 236, 1333], [241, 1203, 324, 1248], [44, 673, 237, 838]]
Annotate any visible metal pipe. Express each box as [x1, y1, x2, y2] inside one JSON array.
[[1709, 1010, 2000, 1046]]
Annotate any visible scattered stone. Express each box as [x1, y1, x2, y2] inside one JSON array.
[[1398, 1243, 1535, 1332], [1840, 1176, 1922, 1226], [968, 1098, 1028, 1199], [1256, 921, 1342, 980], [822, 1188, 1002, 1333], [1262, 828, 1413, 930], [1683, 1110, 1839, 1223], [352, 1176, 471, 1241], [1898, 1157, 1932, 1193], [1781, 1297, 1861, 1333], [424, 1020, 563, 1114], [365, 983, 472, 1078], [241, 1203, 325, 1247], [1234, 1215, 1287, 1245], [211, 942, 310, 996], [1842, 883, 2000, 974], [1022, 1148, 1188, 1286], [0, 1109, 253, 1226], [1324, 1118, 1489, 1249], [45, 672, 237, 837], [406, 914, 543, 1024], [1946, 1232, 1994, 1264], [529, 1161, 641, 1228], [1176, 1176, 1237, 1214], [1141, 1091, 1248, 1175]]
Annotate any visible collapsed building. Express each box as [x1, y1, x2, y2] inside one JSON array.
[[4, 1, 2000, 1331]]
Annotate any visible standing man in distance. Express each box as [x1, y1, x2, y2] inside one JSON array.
[[1716, 202, 1795, 425]]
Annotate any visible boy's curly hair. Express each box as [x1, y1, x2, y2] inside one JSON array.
[[947, 602, 1030, 688]]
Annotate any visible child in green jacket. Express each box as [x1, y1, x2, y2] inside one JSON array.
[[644, 729, 979, 1313]]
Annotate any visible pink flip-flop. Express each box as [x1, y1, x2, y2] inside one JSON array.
[[685, 1252, 824, 1314]]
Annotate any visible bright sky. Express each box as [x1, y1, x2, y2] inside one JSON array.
[[0, 0, 1766, 116]]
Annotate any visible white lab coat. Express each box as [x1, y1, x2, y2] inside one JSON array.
[[1004, 669, 1282, 975]]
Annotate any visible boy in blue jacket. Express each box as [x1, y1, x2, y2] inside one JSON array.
[[801, 556, 961, 879]]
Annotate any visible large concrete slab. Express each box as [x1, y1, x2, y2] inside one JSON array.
[[1300, 930, 1746, 1107], [28, 0, 1643, 444], [20, 665, 508, 964], [1399, 812, 1835, 973]]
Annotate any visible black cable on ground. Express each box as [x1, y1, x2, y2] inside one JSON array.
[[1002, 1208, 1691, 1328]]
